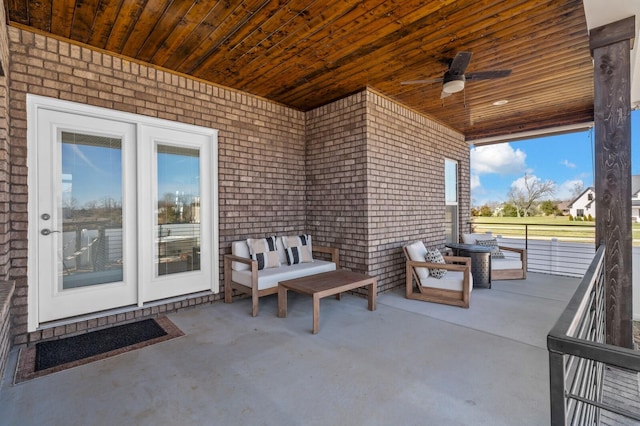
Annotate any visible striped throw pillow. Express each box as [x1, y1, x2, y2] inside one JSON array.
[[247, 236, 281, 270], [281, 234, 314, 265]]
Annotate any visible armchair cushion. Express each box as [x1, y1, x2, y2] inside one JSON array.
[[461, 232, 492, 244], [404, 240, 429, 279]]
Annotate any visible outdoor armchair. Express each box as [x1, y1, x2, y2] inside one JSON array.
[[461, 233, 527, 280], [403, 241, 472, 308]]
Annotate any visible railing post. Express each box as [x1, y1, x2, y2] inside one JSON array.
[[549, 349, 567, 425], [551, 238, 559, 275]]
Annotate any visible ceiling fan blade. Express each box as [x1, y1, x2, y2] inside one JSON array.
[[401, 78, 443, 85], [465, 70, 512, 80], [449, 52, 472, 75]]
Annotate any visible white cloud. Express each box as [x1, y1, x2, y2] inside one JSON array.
[[556, 179, 584, 200], [470, 174, 481, 191], [561, 159, 576, 168], [511, 174, 558, 195], [471, 143, 527, 175]]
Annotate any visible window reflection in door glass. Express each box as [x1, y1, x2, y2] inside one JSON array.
[[156, 145, 201, 276], [60, 132, 123, 289]]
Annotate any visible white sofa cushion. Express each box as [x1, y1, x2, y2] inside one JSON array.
[[231, 241, 251, 271], [461, 232, 493, 244], [231, 260, 336, 290], [418, 271, 472, 292], [404, 241, 429, 280], [492, 258, 523, 271]]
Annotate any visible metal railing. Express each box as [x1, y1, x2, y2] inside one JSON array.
[[472, 221, 597, 250], [547, 245, 640, 425]]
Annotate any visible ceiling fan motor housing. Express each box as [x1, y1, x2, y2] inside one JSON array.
[[442, 72, 466, 93]]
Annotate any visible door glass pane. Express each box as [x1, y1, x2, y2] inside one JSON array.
[[445, 159, 458, 243], [156, 145, 201, 276], [445, 205, 458, 244], [61, 132, 123, 289]]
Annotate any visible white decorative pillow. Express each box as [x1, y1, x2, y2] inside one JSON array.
[[425, 249, 447, 279], [475, 238, 505, 259], [247, 236, 281, 270], [281, 234, 313, 265]]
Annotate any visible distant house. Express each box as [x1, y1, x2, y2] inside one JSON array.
[[556, 201, 571, 216], [632, 175, 640, 222], [568, 187, 596, 219], [568, 176, 640, 221]]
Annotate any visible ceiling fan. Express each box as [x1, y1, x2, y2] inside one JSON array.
[[401, 51, 512, 99]]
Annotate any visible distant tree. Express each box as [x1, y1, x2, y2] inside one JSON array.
[[507, 174, 556, 217], [570, 181, 585, 200], [502, 203, 518, 217], [479, 205, 493, 217], [540, 200, 561, 216], [470, 207, 480, 217]]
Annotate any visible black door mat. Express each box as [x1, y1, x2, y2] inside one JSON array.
[[15, 317, 183, 383]]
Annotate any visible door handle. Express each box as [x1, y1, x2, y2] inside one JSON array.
[[41, 229, 61, 236]]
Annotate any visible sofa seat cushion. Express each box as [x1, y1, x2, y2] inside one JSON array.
[[492, 258, 522, 271], [231, 260, 336, 290], [418, 271, 473, 292], [461, 232, 492, 244]]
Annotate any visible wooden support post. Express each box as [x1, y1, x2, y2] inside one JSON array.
[[590, 16, 635, 349]]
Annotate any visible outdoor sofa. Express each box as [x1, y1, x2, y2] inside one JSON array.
[[224, 235, 339, 316]]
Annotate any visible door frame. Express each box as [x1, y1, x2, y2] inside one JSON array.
[[27, 94, 219, 331]]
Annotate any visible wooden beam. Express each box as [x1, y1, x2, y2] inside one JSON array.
[[590, 15, 635, 51], [591, 16, 635, 349]]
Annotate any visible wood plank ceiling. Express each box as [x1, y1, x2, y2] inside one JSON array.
[[6, 0, 594, 141]]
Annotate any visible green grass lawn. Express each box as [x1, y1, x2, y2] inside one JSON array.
[[471, 216, 640, 244]]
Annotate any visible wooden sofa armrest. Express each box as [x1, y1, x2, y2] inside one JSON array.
[[313, 245, 340, 267], [224, 254, 255, 266], [223, 254, 258, 303]]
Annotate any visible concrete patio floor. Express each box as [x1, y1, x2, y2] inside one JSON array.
[[0, 272, 580, 425]]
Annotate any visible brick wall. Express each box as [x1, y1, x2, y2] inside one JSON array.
[[306, 92, 369, 272], [366, 90, 469, 292], [0, 281, 14, 381], [306, 90, 469, 293], [0, 0, 11, 282], [8, 27, 306, 346]]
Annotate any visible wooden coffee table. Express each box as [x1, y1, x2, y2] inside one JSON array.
[[277, 269, 377, 334]]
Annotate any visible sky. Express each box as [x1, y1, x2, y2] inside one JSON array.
[[63, 143, 200, 208], [470, 110, 640, 206]]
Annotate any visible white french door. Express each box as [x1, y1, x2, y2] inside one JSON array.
[[138, 125, 214, 302], [34, 110, 138, 322], [28, 96, 218, 329]]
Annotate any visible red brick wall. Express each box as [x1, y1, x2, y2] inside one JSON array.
[[7, 27, 307, 346]]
